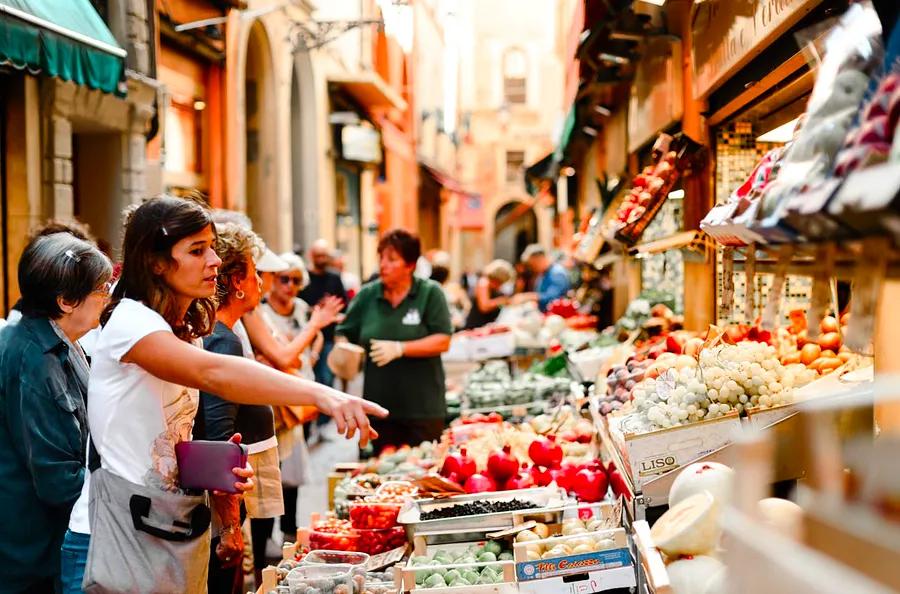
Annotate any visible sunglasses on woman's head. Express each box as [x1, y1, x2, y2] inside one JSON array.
[[93, 280, 114, 295], [278, 275, 303, 286]]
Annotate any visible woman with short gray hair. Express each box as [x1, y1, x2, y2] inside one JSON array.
[[0, 231, 112, 592]]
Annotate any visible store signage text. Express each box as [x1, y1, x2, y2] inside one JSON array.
[[692, 0, 822, 99], [638, 454, 678, 476]]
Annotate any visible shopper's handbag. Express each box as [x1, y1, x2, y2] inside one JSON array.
[[82, 467, 212, 594]]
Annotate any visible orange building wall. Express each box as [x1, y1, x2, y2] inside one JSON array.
[[371, 26, 419, 237]]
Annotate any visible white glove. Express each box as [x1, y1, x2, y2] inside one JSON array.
[[370, 340, 404, 367]]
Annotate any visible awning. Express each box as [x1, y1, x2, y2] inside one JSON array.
[[329, 72, 408, 112], [420, 162, 464, 194], [524, 151, 559, 196], [0, 0, 126, 95], [553, 106, 577, 164]]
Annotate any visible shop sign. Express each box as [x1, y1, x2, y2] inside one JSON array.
[[627, 38, 683, 153], [341, 124, 382, 164], [692, 0, 823, 99], [456, 192, 485, 229]]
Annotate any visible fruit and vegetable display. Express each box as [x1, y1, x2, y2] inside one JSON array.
[[407, 542, 514, 588], [419, 499, 539, 521], [610, 292, 680, 339], [284, 565, 358, 594], [623, 341, 818, 432], [603, 139, 681, 245], [646, 461, 805, 594], [513, 518, 620, 561], [307, 517, 407, 556], [461, 360, 572, 409], [357, 442, 436, 477]]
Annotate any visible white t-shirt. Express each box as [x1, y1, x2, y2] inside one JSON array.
[[260, 299, 315, 381], [70, 298, 201, 533]]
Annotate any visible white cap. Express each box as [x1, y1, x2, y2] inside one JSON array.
[[256, 248, 289, 273]]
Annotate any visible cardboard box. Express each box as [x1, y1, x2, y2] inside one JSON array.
[[516, 566, 636, 593], [513, 528, 631, 582], [401, 540, 517, 593], [607, 412, 743, 492], [467, 331, 517, 360]]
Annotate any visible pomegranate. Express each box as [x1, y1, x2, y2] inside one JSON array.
[[572, 468, 608, 502], [463, 473, 496, 494], [608, 469, 631, 500], [528, 436, 563, 468], [503, 471, 535, 491], [529, 465, 553, 487], [441, 448, 476, 480], [487, 446, 519, 482]]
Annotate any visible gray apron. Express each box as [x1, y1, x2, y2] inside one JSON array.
[[82, 468, 211, 594]]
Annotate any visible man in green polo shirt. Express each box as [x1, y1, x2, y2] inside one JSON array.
[[336, 230, 452, 451]]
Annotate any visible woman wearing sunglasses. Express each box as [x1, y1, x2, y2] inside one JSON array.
[[259, 252, 343, 543]]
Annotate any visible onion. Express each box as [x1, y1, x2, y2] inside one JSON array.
[[800, 343, 821, 366], [817, 332, 841, 352], [463, 473, 496, 494], [820, 316, 840, 334], [487, 446, 520, 482], [528, 436, 563, 468]]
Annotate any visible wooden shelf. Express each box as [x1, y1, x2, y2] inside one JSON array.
[[627, 230, 712, 257], [722, 508, 896, 594]]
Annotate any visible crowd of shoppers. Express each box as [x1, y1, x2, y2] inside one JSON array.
[[0, 197, 387, 594], [0, 189, 591, 593]]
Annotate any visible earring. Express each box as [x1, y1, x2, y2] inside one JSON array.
[[235, 290, 245, 300]]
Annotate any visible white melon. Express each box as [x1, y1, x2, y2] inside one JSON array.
[[758, 497, 803, 541], [544, 314, 567, 337], [667, 555, 726, 594], [651, 492, 721, 557], [669, 462, 734, 507]]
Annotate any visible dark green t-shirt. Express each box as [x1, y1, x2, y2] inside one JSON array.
[[337, 277, 452, 419]]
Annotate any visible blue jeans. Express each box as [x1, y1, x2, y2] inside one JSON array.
[[60, 530, 90, 594], [314, 340, 335, 388]]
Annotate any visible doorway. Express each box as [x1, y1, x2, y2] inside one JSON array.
[[334, 163, 362, 281], [244, 21, 278, 248], [493, 201, 537, 264], [72, 132, 124, 256]]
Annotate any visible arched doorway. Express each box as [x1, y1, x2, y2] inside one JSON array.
[[291, 53, 319, 252], [493, 201, 537, 263], [244, 21, 278, 247]]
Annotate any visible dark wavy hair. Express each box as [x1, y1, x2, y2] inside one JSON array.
[[377, 228, 421, 265], [102, 195, 217, 341]]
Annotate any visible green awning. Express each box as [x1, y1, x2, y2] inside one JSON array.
[[553, 106, 577, 163], [0, 0, 126, 95]]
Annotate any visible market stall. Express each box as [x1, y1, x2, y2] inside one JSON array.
[[253, 2, 900, 593]]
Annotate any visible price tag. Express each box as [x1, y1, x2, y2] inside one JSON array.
[[654, 368, 678, 401], [365, 545, 407, 571]]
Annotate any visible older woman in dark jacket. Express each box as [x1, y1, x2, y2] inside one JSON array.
[[0, 231, 112, 593]]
